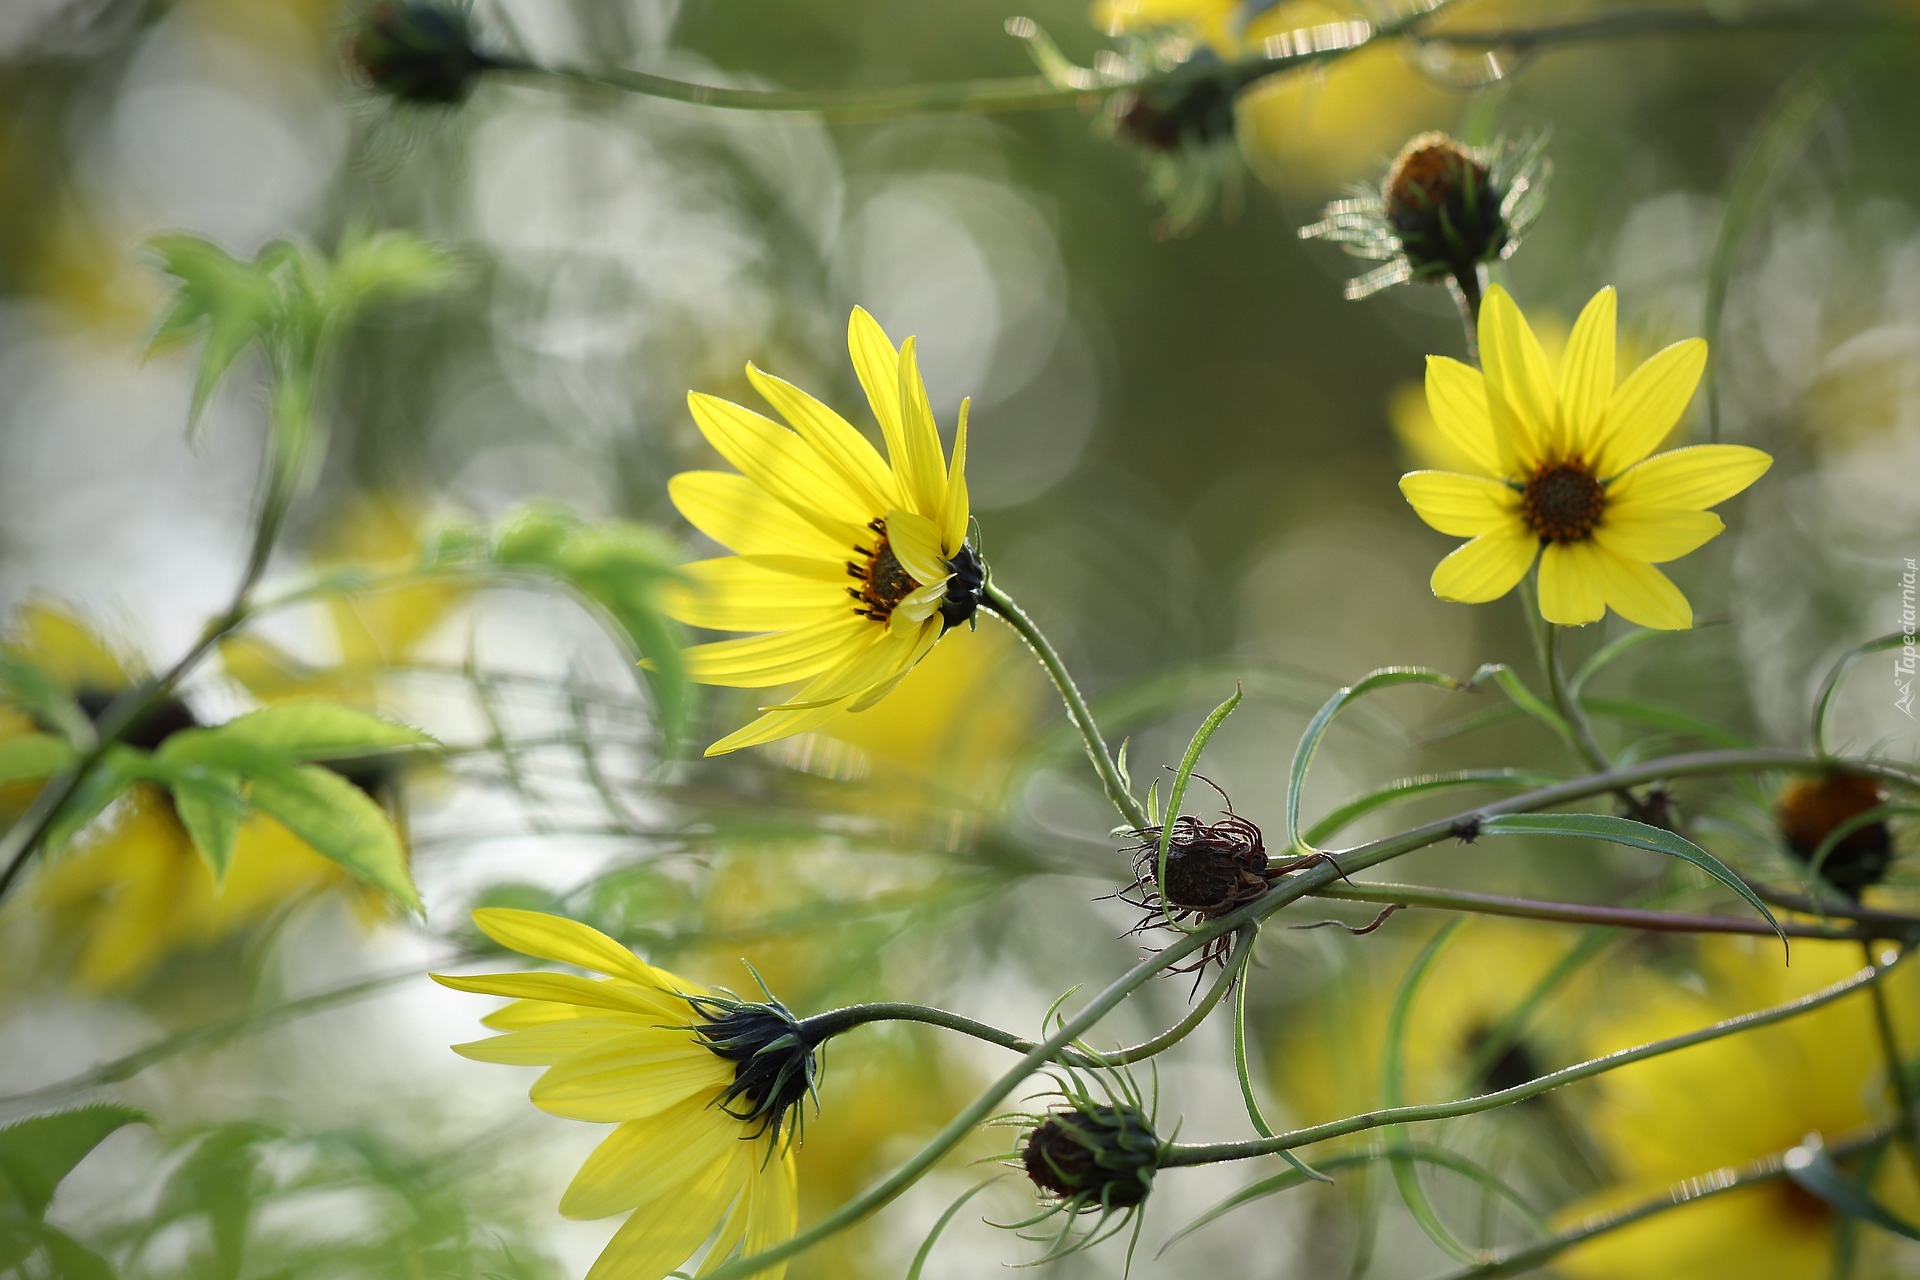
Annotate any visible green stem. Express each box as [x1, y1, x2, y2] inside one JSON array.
[[1162, 943, 1915, 1168], [1862, 938, 1920, 1179], [1309, 880, 1878, 941], [983, 581, 1148, 830]]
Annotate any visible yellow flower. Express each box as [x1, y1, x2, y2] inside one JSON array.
[[1399, 286, 1773, 630], [1556, 936, 1920, 1278], [666, 308, 982, 757], [434, 909, 803, 1280]]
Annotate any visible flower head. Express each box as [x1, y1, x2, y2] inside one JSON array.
[[1776, 771, 1896, 900], [346, 2, 497, 106], [1001, 1066, 1162, 1264], [1301, 132, 1546, 299], [666, 308, 982, 756], [435, 908, 805, 1280], [1399, 286, 1773, 629]]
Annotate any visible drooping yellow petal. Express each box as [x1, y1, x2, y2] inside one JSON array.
[[888, 582, 949, 633], [531, 1037, 727, 1123], [470, 907, 668, 986], [680, 616, 877, 689], [1557, 287, 1616, 457], [560, 1093, 738, 1219], [1399, 471, 1520, 538], [745, 363, 900, 515], [1422, 357, 1504, 478], [847, 308, 910, 479], [1591, 548, 1694, 630], [706, 628, 922, 755], [10, 603, 134, 690], [1537, 542, 1608, 626], [1592, 339, 1709, 477], [687, 394, 871, 539], [453, 1017, 665, 1065], [895, 337, 948, 520], [1607, 444, 1772, 511], [883, 509, 949, 586], [941, 397, 971, 553], [431, 971, 684, 1019], [1477, 285, 1554, 471], [851, 616, 942, 709], [1594, 505, 1724, 565], [664, 559, 847, 633], [481, 997, 594, 1031], [586, 1159, 743, 1280], [742, 1149, 799, 1273], [1430, 529, 1539, 604], [703, 698, 848, 757], [668, 472, 849, 562]]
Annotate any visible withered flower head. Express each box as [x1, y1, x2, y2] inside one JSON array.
[[1021, 1100, 1160, 1212], [347, 2, 499, 107], [1776, 771, 1896, 900]]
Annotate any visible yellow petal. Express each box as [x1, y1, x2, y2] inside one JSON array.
[[453, 1018, 663, 1065], [668, 471, 848, 561], [561, 1093, 739, 1219], [745, 362, 901, 514], [941, 397, 971, 553], [696, 1155, 753, 1278], [847, 307, 911, 483], [1536, 541, 1608, 625], [706, 628, 920, 754], [1591, 339, 1708, 476], [1430, 529, 1539, 604], [482, 998, 590, 1031], [853, 617, 942, 707], [10, 603, 133, 690], [469, 908, 668, 986], [1422, 357, 1505, 478], [1399, 471, 1519, 537], [1557, 287, 1616, 456], [664, 558, 847, 633], [742, 1149, 799, 1271], [895, 337, 948, 520], [686, 393, 870, 539], [888, 581, 949, 633], [883, 509, 948, 585], [1593, 505, 1724, 564], [703, 699, 847, 757], [590, 1157, 745, 1280], [1607, 444, 1772, 511], [1591, 547, 1693, 630], [681, 616, 876, 689], [431, 971, 684, 1019], [1477, 285, 1554, 471], [532, 1036, 727, 1122]]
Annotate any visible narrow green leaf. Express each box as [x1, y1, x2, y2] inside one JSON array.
[[215, 702, 434, 762], [907, 1177, 1004, 1280], [1583, 697, 1750, 750], [41, 748, 143, 853], [1785, 1138, 1920, 1242], [1154, 687, 1243, 931], [1813, 634, 1907, 757], [1232, 938, 1329, 1184], [0, 733, 78, 786], [0, 1106, 149, 1220], [168, 770, 248, 881], [1304, 769, 1562, 846], [1381, 920, 1479, 1264], [1567, 628, 1677, 701], [1478, 813, 1784, 949], [243, 759, 420, 913]]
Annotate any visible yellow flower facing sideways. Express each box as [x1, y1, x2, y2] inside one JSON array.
[[1400, 286, 1772, 629], [665, 308, 984, 756], [435, 909, 805, 1280]]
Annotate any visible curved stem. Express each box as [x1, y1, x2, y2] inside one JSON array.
[[1862, 938, 1920, 1179], [1541, 624, 1611, 774], [1162, 942, 1915, 1168], [983, 581, 1148, 830]]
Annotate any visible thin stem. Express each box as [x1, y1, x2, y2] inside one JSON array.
[[1542, 624, 1611, 774], [1447, 264, 1484, 361], [1161, 943, 1914, 1167], [983, 581, 1148, 830], [1309, 880, 1878, 941], [1862, 937, 1920, 1179], [1425, 1127, 1890, 1280]]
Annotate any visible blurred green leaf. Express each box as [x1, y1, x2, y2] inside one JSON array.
[[1304, 768, 1562, 846], [0, 1105, 148, 1221], [244, 759, 421, 913], [216, 702, 435, 762], [0, 732, 78, 786], [38, 1225, 115, 1280], [42, 746, 144, 853], [167, 769, 248, 881], [327, 227, 458, 315], [146, 235, 280, 434], [1478, 813, 1783, 948], [1785, 1137, 1920, 1242], [0, 654, 92, 747]]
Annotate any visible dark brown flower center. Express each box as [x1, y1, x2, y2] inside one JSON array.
[[1520, 462, 1605, 544], [846, 518, 922, 622]]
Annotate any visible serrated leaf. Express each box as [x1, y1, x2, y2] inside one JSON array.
[[243, 758, 420, 913], [145, 235, 278, 435], [0, 733, 78, 786], [168, 770, 247, 881], [0, 1106, 148, 1220], [1479, 812, 1784, 948], [215, 702, 433, 762]]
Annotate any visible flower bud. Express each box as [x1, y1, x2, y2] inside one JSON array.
[[1381, 132, 1507, 278], [1021, 1101, 1159, 1211], [1776, 771, 1894, 900], [688, 992, 819, 1145], [347, 2, 496, 106], [1109, 65, 1239, 153]]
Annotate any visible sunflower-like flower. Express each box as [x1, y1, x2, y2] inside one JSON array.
[[434, 909, 807, 1280], [665, 308, 984, 757], [1399, 286, 1773, 630]]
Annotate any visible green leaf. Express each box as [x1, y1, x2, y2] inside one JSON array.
[[0, 655, 92, 747], [1153, 686, 1243, 931], [145, 235, 278, 435], [1380, 920, 1478, 1264], [1812, 633, 1908, 757], [907, 1177, 1004, 1280], [0, 733, 78, 786], [0, 1106, 148, 1220], [325, 228, 456, 318], [168, 770, 248, 880], [1583, 697, 1749, 750], [243, 759, 420, 913], [1478, 813, 1784, 949], [214, 703, 434, 762], [41, 748, 144, 853], [38, 1225, 116, 1280], [1785, 1138, 1920, 1242], [1303, 768, 1561, 846]]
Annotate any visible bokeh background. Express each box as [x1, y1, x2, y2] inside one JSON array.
[[2, 0, 1919, 1276]]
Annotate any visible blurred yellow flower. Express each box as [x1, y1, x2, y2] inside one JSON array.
[[1399, 286, 1771, 629], [1557, 936, 1920, 1278], [665, 308, 984, 757], [435, 908, 803, 1280]]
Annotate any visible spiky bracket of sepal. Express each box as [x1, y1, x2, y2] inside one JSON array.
[[683, 981, 820, 1152]]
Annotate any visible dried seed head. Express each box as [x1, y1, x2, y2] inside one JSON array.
[[1110, 71, 1239, 153], [1137, 814, 1269, 914], [347, 2, 495, 106], [1777, 771, 1894, 900], [1381, 132, 1509, 277], [1021, 1102, 1159, 1211]]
